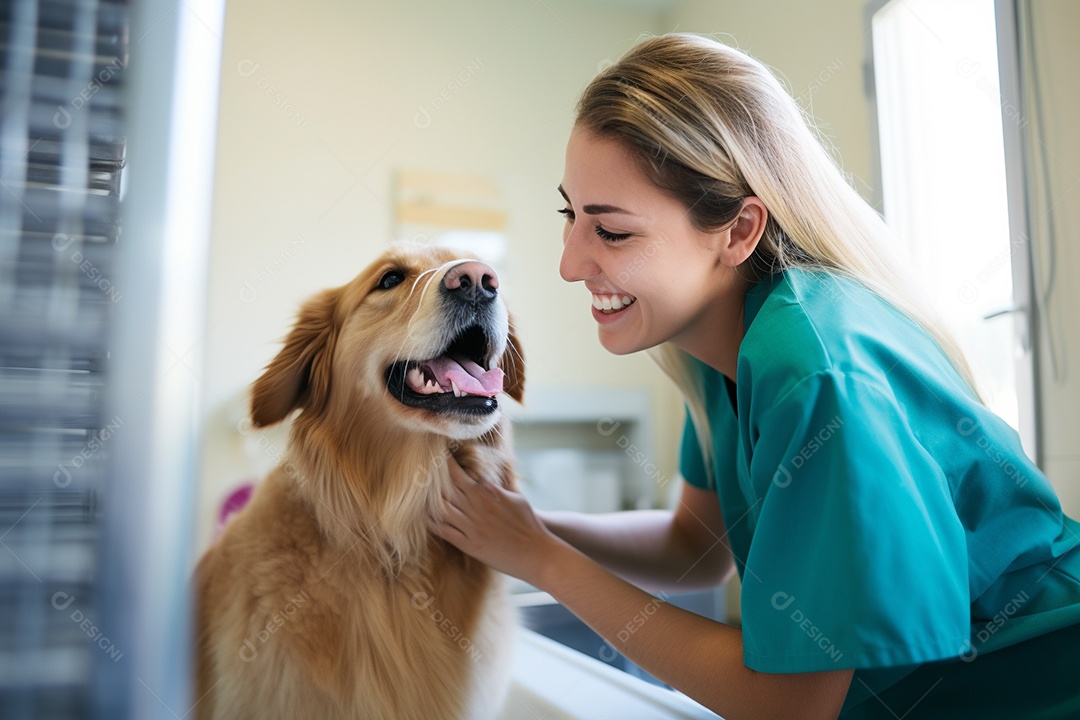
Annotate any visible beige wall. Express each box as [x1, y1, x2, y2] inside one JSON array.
[[197, 0, 679, 551], [1027, 0, 1080, 515], [199, 0, 881, 552], [666, 0, 877, 199], [198, 0, 1079, 562]]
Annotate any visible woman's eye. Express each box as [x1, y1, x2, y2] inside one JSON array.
[[559, 208, 630, 242], [595, 225, 631, 242], [377, 270, 406, 290]]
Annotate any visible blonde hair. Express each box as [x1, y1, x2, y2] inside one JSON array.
[[575, 33, 980, 480]]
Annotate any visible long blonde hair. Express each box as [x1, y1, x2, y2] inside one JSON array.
[[575, 33, 979, 480]]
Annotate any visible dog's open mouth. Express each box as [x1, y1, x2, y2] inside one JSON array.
[[385, 324, 504, 415]]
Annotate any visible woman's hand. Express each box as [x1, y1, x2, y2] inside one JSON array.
[[435, 456, 562, 585], [435, 458, 851, 719]]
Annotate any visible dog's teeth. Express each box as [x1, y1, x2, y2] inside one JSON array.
[[451, 380, 462, 398], [610, 296, 624, 310]]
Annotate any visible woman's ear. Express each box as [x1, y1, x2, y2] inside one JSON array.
[[717, 196, 768, 267], [499, 316, 525, 403], [250, 288, 340, 428]]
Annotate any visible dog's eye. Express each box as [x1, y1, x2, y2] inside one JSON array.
[[377, 270, 406, 290]]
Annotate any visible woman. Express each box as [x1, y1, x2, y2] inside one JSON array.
[[436, 33, 1080, 719]]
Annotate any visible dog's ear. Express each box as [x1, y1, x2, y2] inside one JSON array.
[[250, 288, 340, 428], [499, 315, 525, 403]]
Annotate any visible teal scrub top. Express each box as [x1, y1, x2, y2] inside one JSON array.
[[679, 268, 1080, 718]]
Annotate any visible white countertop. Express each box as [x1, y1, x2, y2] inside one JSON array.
[[498, 628, 721, 720]]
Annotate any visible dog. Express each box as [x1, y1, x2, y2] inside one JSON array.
[[195, 244, 524, 720]]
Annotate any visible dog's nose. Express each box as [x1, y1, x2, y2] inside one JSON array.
[[442, 261, 499, 304]]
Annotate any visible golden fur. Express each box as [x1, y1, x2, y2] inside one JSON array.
[[195, 245, 524, 719]]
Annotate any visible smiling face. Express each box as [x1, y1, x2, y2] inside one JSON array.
[[250, 244, 524, 441], [558, 126, 763, 369], [340, 247, 513, 437]]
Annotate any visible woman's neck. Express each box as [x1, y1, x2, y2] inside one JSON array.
[[673, 273, 750, 382]]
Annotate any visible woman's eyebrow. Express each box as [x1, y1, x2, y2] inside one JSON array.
[[558, 184, 639, 216]]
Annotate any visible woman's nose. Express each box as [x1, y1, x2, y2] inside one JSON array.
[[559, 227, 598, 283]]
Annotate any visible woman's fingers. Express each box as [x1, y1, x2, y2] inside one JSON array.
[[439, 479, 483, 532], [435, 500, 467, 539], [436, 458, 487, 551], [434, 460, 557, 582], [435, 519, 467, 546], [446, 456, 477, 487], [438, 454, 544, 573]]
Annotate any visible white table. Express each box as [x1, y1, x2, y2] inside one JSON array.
[[498, 629, 722, 720]]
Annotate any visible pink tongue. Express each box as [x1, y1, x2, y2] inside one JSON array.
[[422, 356, 504, 397]]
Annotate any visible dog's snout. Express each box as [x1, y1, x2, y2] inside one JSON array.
[[442, 262, 499, 304]]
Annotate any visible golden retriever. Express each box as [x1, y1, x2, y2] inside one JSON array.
[[195, 244, 524, 720]]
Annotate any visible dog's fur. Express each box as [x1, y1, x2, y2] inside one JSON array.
[[195, 245, 524, 720]]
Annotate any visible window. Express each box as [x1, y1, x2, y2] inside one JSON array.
[[871, 0, 1037, 456]]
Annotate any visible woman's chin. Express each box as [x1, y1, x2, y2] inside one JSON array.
[[597, 329, 651, 356]]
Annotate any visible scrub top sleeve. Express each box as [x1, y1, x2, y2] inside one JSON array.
[[740, 370, 971, 673], [679, 406, 713, 491]]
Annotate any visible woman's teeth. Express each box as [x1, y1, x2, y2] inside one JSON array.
[[592, 294, 636, 314]]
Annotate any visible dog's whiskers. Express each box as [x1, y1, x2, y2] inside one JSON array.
[[501, 337, 525, 376], [404, 259, 477, 342], [505, 337, 523, 362], [407, 266, 441, 301], [393, 265, 443, 358]]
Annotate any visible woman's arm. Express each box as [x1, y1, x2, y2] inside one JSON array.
[[437, 460, 853, 720], [538, 483, 736, 592], [540, 537, 853, 720]]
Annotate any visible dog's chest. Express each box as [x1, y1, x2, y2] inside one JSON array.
[[276, 548, 498, 716]]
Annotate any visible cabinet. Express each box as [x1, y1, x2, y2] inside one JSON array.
[[506, 385, 665, 513]]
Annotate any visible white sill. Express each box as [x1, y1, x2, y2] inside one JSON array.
[[499, 628, 722, 720]]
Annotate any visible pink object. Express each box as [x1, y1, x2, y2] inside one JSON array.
[[219, 482, 255, 530], [423, 356, 503, 396]]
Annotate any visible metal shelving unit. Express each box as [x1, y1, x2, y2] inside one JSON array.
[[0, 0, 224, 717]]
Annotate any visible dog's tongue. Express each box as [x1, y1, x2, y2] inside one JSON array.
[[423, 356, 503, 397]]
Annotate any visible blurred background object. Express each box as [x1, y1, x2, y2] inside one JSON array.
[[0, 0, 224, 717], [0, 0, 129, 715]]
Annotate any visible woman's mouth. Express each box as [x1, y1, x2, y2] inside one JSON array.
[[591, 293, 636, 314]]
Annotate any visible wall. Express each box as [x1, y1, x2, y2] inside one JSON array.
[[198, 0, 1079, 568], [197, 0, 896, 585], [196, 0, 680, 552], [1027, 0, 1080, 515], [666, 0, 876, 198]]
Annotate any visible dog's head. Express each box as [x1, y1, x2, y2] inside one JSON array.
[[249, 244, 524, 440]]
